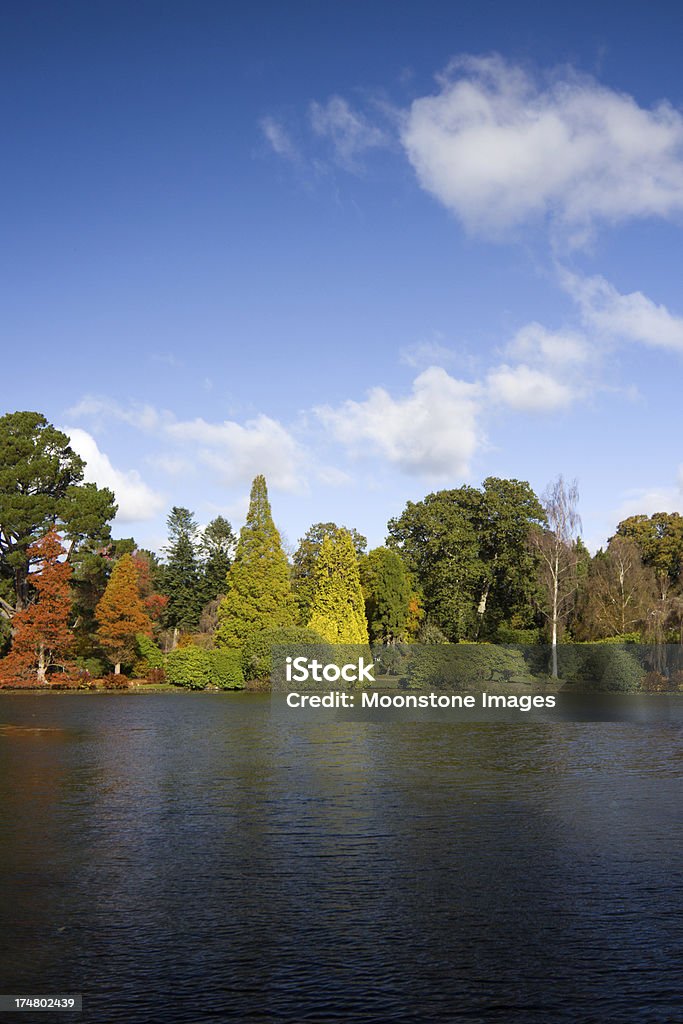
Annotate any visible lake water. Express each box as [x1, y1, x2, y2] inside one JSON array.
[[0, 693, 681, 1023]]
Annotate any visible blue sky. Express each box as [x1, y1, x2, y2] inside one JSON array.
[[3, 1, 683, 554]]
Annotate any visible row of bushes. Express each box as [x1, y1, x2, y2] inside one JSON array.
[[75, 631, 681, 693], [130, 626, 329, 690], [372, 642, 648, 692]]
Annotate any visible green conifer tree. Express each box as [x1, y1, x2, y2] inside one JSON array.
[[363, 546, 412, 643], [307, 530, 369, 644], [215, 476, 295, 648], [160, 507, 203, 634]]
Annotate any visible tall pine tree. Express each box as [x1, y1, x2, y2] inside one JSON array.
[[215, 476, 295, 648], [160, 507, 203, 636], [308, 530, 369, 644], [96, 553, 152, 674], [201, 515, 236, 604]]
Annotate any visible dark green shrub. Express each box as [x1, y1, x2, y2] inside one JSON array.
[[75, 656, 106, 679], [598, 646, 644, 692], [371, 645, 408, 677], [495, 625, 542, 645], [560, 644, 643, 692]]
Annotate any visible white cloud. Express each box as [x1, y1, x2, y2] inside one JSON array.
[[260, 116, 300, 162], [562, 269, 683, 352], [401, 54, 683, 234], [64, 427, 165, 523], [316, 366, 483, 478], [487, 363, 575, 412], [309, 96, 388, 169], [506, 321, 589, 367]]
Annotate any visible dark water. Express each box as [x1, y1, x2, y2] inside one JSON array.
[[0, 694, 681, 1024]]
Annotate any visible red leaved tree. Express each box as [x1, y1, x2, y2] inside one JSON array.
[[0, 529, 76, 686], [95, 553, 153, 674]]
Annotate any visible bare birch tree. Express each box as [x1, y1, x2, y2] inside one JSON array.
[[531, 476, 581, 677]]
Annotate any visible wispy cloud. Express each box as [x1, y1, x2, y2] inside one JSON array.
[[612, 472, 683, 523], [505, 321, 590, 367], [399, 335, 459, 369], [309, 96, 389, 170], [561, 269, 683, 352], [69, 397, 307, 494], [260, 116, 301, 163]]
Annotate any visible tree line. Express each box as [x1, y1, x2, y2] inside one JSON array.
[[1, 410, 683, 688]]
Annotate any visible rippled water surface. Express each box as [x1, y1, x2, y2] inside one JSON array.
[[0, 693, 681, 1023]]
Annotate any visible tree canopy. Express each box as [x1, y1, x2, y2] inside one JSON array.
[[0, 411, 116, 615], [292, 521, 366, 623], [308, 529, 369, 644], [387, 477, 544, 641]]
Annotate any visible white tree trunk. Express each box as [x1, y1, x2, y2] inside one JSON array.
[[37, 643, 47, 684]]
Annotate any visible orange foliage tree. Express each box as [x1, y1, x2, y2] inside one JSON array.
[[95, 553, 152, 674], [1, 529, 76, 686], [132, 552, 168, 624]]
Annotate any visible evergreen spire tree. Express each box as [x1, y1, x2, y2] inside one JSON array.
[[160, 507, 203, 633], [308, 529, 369, 644], [96, 553, 152, 674], [215, 475, 295, 648], [201, 515, 236, 604]]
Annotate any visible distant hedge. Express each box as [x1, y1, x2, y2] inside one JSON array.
[[406, 643, 533, 690], [166, 646, 244, 690], [558, 644, 644, 692], [241, 625, 326, 681]]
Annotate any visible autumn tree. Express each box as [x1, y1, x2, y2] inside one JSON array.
[[70, 537, 137, 654], [132, 550, 168, 625], [1, 530, 76, 685], [292, 522, 367, 623], [215, 476, 296, 648], [0, 411, 116, 617], [531, 476, 581, 677], [95, 554, 152, 674], [308, 530, 369, 644]]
